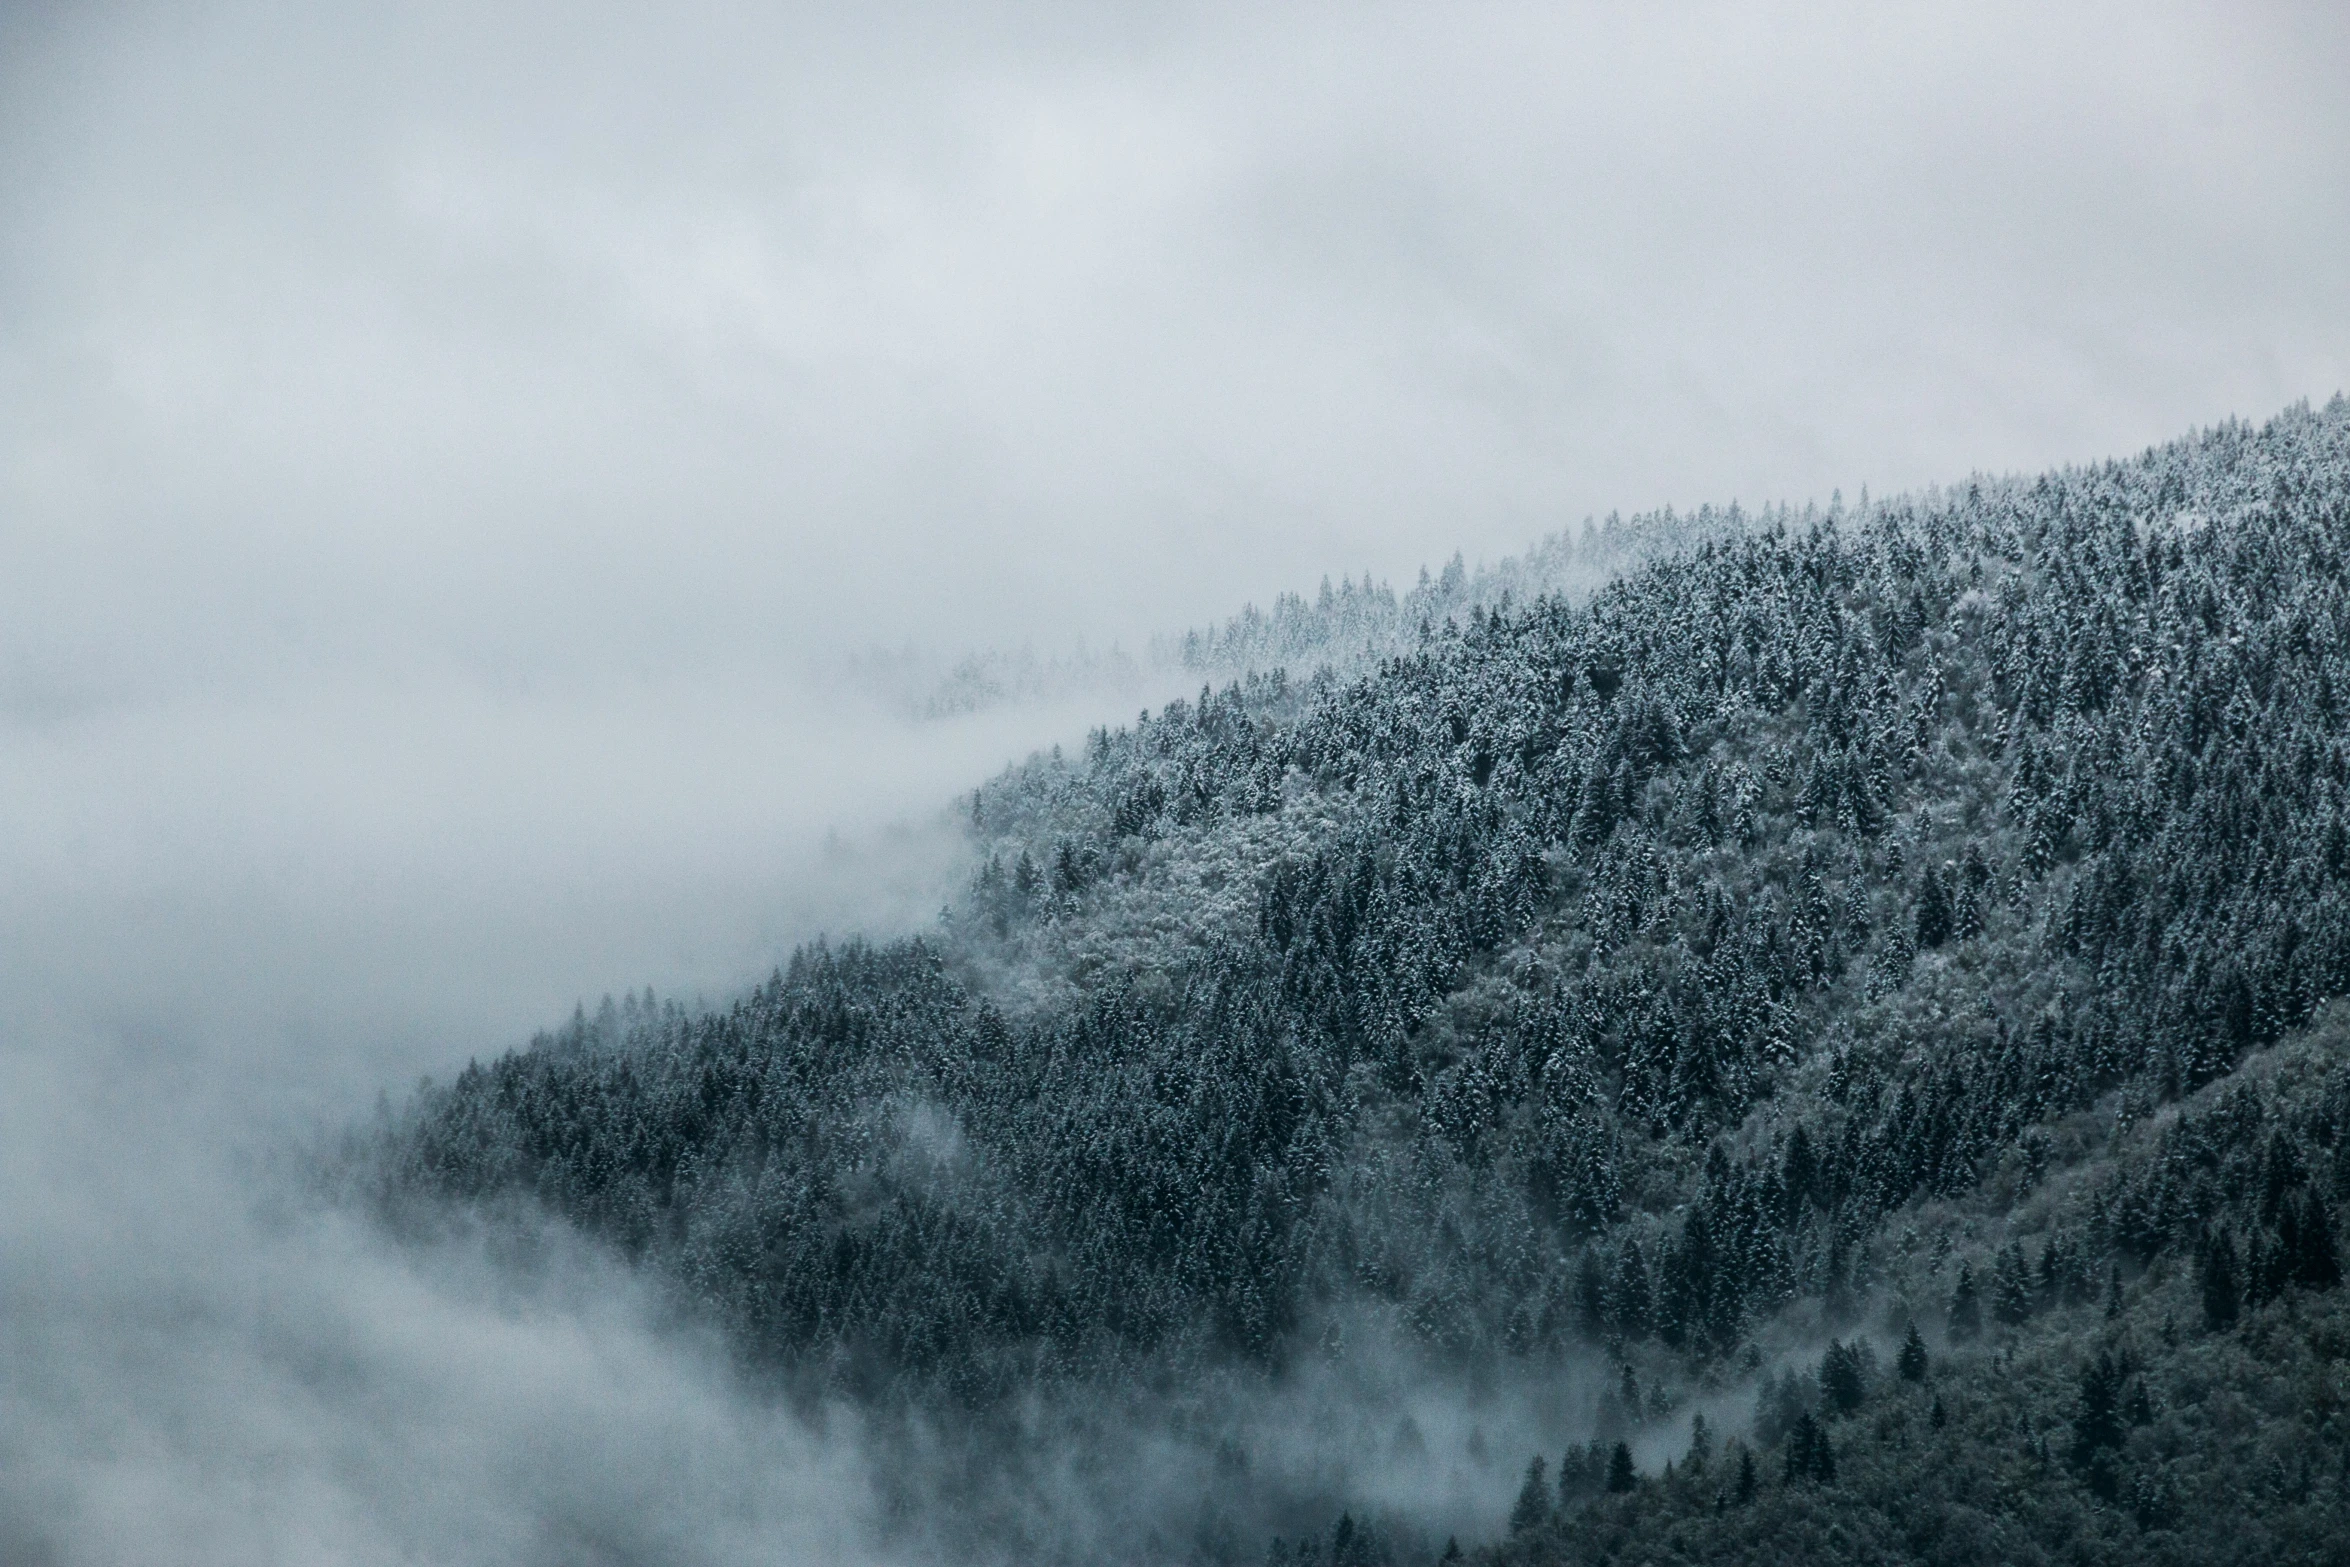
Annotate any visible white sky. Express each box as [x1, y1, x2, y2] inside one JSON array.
[[6, 0, 2345, 1071], [9, 3, 2347, 700]]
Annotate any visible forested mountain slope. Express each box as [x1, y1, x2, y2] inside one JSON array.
[[367, 399, 2350, 1563]]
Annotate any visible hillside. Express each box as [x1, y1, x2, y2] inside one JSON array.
[[364, 399, 2350, 1563]]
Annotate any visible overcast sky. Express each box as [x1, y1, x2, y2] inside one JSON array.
[[7, 0, 2347, 1070], [9, 2, 2348, 698], [3, 5, 2348, 1556]]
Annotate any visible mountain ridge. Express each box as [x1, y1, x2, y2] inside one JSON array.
[[365, 397, 2350, 1564]]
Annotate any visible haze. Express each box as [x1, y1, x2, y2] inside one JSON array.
[[2, 2, 2345, 1561]]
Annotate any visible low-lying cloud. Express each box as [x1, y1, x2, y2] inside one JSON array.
[[1, 1037, 883, 1566]]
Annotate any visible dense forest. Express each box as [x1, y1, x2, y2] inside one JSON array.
[[362, 399, 2350, 1564]]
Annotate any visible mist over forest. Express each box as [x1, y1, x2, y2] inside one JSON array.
[[6, 4, 2350, 1566], [365, 402, 2350, 1566]]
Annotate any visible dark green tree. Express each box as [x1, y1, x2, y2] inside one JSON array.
[[2296, 1194, 2342, 1290], [1820, 1339, 1866, 1414], [1993, 1242, 2034, 1326], [2199, 1226, 2242, 1332], [1784, 1411, 1835, 1483], [1781, 1124, 1818, 1214], [1897, 1322, 1929, 1382], [1916, 861, 1954, 948], [1949, 1261, 1982, 1339], [2070, 1351, 2125, 1461], [1609, 1242, 1652, 1339], [1509, 1456, 1551, 1533]]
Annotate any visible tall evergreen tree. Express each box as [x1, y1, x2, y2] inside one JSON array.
[[1916, 861, 1954, 949], [1510, 1456, 1551, 1533], [1950, 1261, 1983, 1339], [2296, 1194, 2342, 1290], [2200, 1226, 2243, 1332], [1784, 1412, 1835, 1483], [1820, 1339, 1867, 1414], [2071, 1351, 2125, 1461], [1993, 1242, 2034, 1326], [1897, 1321, 1929, 1382]]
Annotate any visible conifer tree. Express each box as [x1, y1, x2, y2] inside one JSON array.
[[1993, 1242, 2034, 1326], [1510, 1457, 1551, 1533], [1949, 1261, 1982, 1339], [1783, 1411, 1835, 1483], [1610, 1241, 1653, 1339], [2200, 1226, 2242, 1332], [2071, 1351, 2125, 1461], [2296, 1194, 2342, 1290], [1897, 1321, 1929, 1382], [1821, 1339, 1866, 1414], [1916, 861, 1953, 948]]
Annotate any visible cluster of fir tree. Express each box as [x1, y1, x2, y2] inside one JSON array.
[[859, 495, 1744, 727], [365, 398, 2350, 1450], [1163, 498, 1750, 691], [1462, 1222, 2350, 1563], [1382, 1006, 2350, 1567]]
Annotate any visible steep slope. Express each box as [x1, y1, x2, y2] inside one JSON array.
[[366, 399, 2350, 1559], [1459, 1013, 2350, 1567]]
